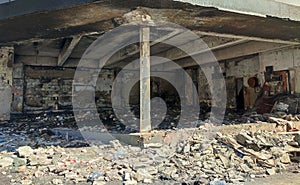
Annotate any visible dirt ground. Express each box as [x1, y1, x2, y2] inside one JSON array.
[[244, 172, 300, 185]]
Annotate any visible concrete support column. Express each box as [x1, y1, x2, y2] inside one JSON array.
[[140, 27, 151, 132], [0, 47, 13, 120]]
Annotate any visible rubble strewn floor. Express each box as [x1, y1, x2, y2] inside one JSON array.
[[0, 120, 299, 185]]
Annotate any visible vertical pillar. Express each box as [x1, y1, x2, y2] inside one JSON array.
[[0, 47, 13, 120], [140, 27, 151, 132]]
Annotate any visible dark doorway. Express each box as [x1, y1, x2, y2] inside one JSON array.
[[236, 78, 244, 111]]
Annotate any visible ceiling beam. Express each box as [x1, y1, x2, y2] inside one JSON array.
[[160, 41, 297, 70], [105, 29, 183, 68], [154, 38, 249, 62], [195, 31, 300, 45], [57, 36, 81, 66], [112, 38, 249, 69]]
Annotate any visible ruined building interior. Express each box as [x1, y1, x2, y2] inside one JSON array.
[[0, 0, 300, 184]]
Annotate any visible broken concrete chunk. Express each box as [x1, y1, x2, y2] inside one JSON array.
[[240, 163, 251, 173], [109, 140, 122, 150], [294, 134, 300, 145], [134, 168, 154, 182], [279, 153, 291, 164], [16, 146, 34, 158], [20, 179, 33, 185], [13, 157, 27, 167], [123, 179, 138, 185], [266, 168, 276, 175], [236, 130, 254, 146], [52, 179, 63, 185], [0, 157, 14, 167], [183, 143, 191, 153]]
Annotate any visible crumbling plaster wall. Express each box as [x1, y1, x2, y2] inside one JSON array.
[[222, 46, 300, 107], [224, 46, 300, 88], [225, 56, 262, 86], [260, 46, 300, 93], [259, 47, 295, 71], [222, 56, 262, 107]]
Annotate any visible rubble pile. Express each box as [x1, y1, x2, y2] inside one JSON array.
[[0, 129, 299, 185]]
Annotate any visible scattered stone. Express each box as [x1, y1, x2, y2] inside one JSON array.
[[123, 179, 138, 185], [266, 168, 276, 175], [20, 179, 33, 185], [0, 124, 298, 185], [134, 168, 154, 182], [280, 153, 291, 163], [93, 181, 106, 185], [64, 172, 77, 179], [16, 146, 34, 158], [183, 143, 190, 153], [13, 157, 27, 167], [52, 179, 63, 185], [124, 172, 131, 181], [109, 140, 122, 150], [0, 157, 14, 167], [88, 172, 104, 182]]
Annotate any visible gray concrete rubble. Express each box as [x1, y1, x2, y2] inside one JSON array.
[[0, 124, 299, 185]]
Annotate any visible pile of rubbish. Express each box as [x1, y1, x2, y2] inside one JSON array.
[[0, 127, 299, 185]]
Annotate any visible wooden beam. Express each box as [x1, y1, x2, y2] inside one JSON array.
[[57, 36, 81, 66]]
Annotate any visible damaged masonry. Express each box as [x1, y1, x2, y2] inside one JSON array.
[[1, 0, 300, 184]]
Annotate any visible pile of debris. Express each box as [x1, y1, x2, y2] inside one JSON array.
[[0, 128, 299, 185]]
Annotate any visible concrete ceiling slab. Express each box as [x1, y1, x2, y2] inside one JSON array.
[[0, 0, 299, 45]]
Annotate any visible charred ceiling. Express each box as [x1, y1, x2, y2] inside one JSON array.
[[0, 0, 299, 45]]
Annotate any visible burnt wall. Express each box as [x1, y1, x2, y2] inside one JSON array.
[[0, 47, 13, 120], [23, 66, 75, 111], [11, 53, 116, 113]]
